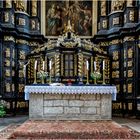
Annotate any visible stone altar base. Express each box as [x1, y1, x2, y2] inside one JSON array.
[[9, 120, 140, 139], [29, 93, 112, 120]]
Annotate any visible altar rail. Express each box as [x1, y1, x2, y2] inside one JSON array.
[[25, 85, 117, 120]]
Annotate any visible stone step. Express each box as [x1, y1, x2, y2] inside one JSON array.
[[9, 120, 140, 139]]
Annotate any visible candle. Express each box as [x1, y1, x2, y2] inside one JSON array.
[[86, 60, 89, 70], [34, 60, 37, 70], [94, 61, 96, 71], [103, 60, 105, 70], [43, 61, 45, 71], [49, 60, 52, 70]]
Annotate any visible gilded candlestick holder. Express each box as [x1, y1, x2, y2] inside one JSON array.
[[102, 69, 106, 84], [49, 69, 52, 84], [86, 70, 89, 85], [33, 69, 37, 84]]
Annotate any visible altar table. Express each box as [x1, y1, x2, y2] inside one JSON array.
[[24, 85, 117, 120]]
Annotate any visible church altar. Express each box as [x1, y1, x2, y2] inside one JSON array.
[[25, 85, 117, 120]]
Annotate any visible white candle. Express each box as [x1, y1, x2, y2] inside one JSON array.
[[43, 61, 45, 71], [49, 60, 52, 70], [94, 61, 96, 71], [86, 60, 89, 70], [103, 60, 105, 70], [34, 60, 37, 70]]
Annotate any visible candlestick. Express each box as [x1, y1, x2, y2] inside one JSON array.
[[103, 60, 105, 70], [43, 61, 45, 71], [49, 68, 52, 84], [33, 69, 37, 84], [86, 69, 89, 85], [49, 60, 52, 70], [86, 60, 89, 70], [34, 60, 37, 70], [94, 61, 96, 71]]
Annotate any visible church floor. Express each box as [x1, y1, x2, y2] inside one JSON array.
[[0, 115, 140, 139]]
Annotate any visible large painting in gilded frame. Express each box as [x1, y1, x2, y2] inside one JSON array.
[[45, 0, 92, 37]]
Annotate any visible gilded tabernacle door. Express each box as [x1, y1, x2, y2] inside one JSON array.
[[45, 0, 92, 37]]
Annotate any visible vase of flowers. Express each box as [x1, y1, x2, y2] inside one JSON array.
[[91, 71, 102, 84], [37, 70, 48, 84]]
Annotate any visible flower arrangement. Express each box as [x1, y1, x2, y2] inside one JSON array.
[[37, 70, 48, 84], [91, 71, 102, 80], [0, 104, 6, 117]]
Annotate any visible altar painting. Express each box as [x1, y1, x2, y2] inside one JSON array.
[[46, 1, 92, 36]]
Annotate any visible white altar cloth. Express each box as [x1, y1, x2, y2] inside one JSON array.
[[24, 85, 117, 101]]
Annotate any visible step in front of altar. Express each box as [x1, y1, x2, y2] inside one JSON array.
[[9, 120, 140, 139]]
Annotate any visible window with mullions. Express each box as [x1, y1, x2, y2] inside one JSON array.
[[64, 54, 74, 77]]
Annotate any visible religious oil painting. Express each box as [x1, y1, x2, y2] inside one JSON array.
[[46, 0, 92, 36]]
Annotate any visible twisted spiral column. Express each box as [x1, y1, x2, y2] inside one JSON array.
[[55, 53, 60, 76]]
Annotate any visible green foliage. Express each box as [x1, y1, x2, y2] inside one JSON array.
[[37, 70, 48, 79], [91, 72, 102, 80], [0, 105, 6, 117]]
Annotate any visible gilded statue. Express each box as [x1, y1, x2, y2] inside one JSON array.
[[5, 48, 10, 57], [6, 0, 12, 8], [102, 20, 107, 28], [5, 69, 10, 77], [19, 84, 24, 92], [4, 12, 9, 22], [128, 70, 133, 77], [14, 0, 27, 12], [5, 60, 10, 67], [111, 0, 124, 12], [32, 0, 37, 16], [129, 11, 134, 21], [19, 50, 26, 60], [128, 83, 132, 93], [128, 48, 133, 58], [6, 83, 10, 92], [31, 20, 36, 29], [12, 84, 15, 92], [113, 51, 119, 60], [101, 1, 106, 16], [63, 20, 75, 33], [127, 0, 133, 7]]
